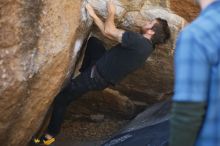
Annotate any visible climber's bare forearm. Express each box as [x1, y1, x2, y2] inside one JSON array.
[[86, 3, 123, 41], [92, 15, 114, 40], [86, 3, 113, 39], [104, 1, 124, 42], [92, 15, 105, 35]]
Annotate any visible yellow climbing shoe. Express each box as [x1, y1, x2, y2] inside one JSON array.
[[31, 137, 55, 145]]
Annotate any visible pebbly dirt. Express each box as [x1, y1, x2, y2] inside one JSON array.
[[54, 116, 128, 146]]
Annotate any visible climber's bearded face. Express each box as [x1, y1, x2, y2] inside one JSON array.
[[141, 19, 158, 35]]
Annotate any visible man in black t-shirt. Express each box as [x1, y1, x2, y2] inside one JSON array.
[[32, 1, 171, 145]]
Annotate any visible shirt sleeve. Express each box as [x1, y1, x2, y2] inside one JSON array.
[[170, 102, 206, 146], [121, 31, 144, 49], [173, 30, 211, 102]]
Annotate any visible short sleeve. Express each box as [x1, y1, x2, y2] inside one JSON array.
[[121, 31, 144, 49], [173, 30, 211, 102]]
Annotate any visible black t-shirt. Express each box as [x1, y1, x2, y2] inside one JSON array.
[[96, 31, 153, 84]]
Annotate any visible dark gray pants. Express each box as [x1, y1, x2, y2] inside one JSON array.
[[47, 37, 109, 136]]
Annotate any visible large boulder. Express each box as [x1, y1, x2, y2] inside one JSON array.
[[0, 0, 90, 145], [0, 0, 186, 145]]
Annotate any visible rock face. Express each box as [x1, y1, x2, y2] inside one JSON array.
[[170, 0, 200, 22], [0, 0, 186, 146], [0, 0, 90, 146]]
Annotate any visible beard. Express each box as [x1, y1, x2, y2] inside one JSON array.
[[140, 27, 147, 35]]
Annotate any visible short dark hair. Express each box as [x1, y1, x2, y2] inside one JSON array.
[[151, 18, 171, 46]]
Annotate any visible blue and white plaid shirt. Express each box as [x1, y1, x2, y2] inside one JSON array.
[[173, 1, 220, 146]]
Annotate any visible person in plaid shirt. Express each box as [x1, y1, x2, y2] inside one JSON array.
[[170, 0, 220, 146]]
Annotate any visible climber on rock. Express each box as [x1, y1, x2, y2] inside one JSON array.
[[32, 0, 171, 145]]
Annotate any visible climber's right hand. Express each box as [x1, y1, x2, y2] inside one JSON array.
[[86, 4, 97, 18]]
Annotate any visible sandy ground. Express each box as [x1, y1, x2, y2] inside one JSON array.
[[54, 136, 103, 146], [53, 117, 128, 146]]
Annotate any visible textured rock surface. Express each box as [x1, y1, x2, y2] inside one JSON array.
[[170, 0, 200, 22], [0, 0, 186, 146], [0, 0, 89, 145]]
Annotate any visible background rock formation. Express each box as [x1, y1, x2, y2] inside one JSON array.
[[73, 0, 186, 118], [0, 0, 186, 145]]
